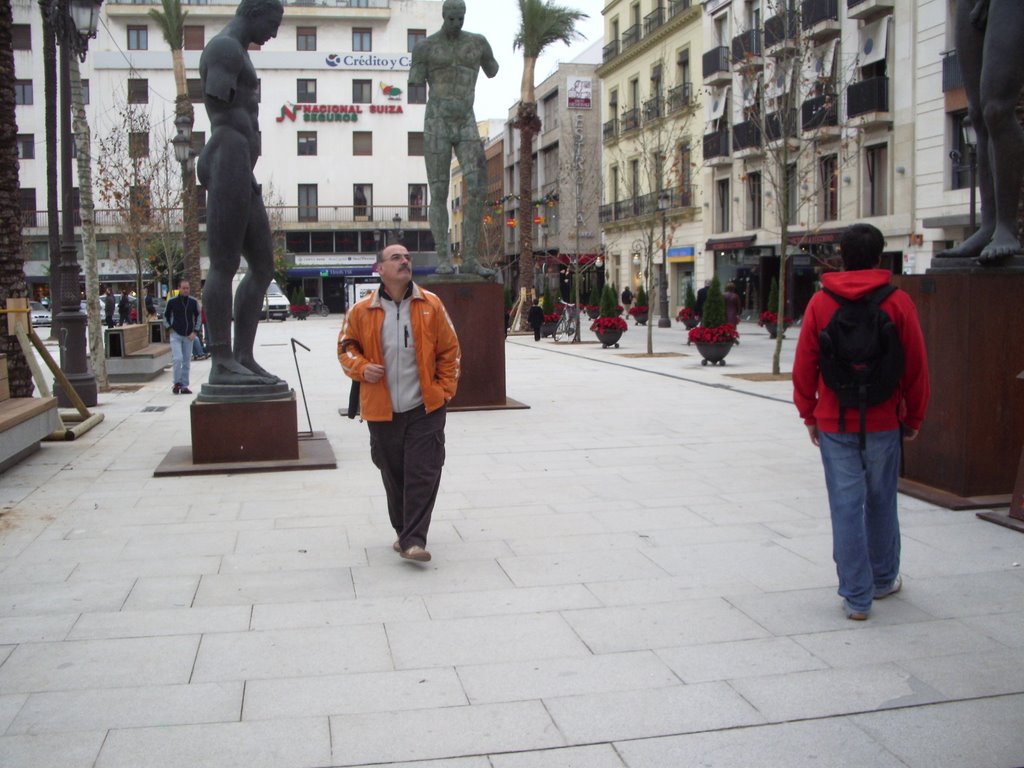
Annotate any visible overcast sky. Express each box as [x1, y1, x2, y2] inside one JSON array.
[[466, 0, 606, 121]]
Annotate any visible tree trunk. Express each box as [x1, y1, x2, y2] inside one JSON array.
[[0, 0, 32, 396], [514, 101, 541, 331], [69, 58, 108, 390], [41, 2, 60, 340]]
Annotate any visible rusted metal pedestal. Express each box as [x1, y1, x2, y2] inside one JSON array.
[[895, 272, 1024, 510], [424, 280, 527, 411]]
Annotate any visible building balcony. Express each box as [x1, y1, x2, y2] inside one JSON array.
[[643, 6, 664, 37], [602, 39, 620, 63], [847, 0, 894, 21], [600, 188, 696, 225], [621, 107, 640, 133], [801, 93, 841, 139], [703, 46, 732, 86], [667, 82, 694, 113], [668, 0, 694, 20], [942, 49, 964, 93], [643, 95, 663, 122], [733, 120, 763, 158], [801, 0, 840, 41], [703, 127, 731, 165], [847, 75, 891, 126], [621, 23, 641, 52], [603, 117, 618, 141], [732, 28, 763, 68], [599, 203, 614, 224], [765, 109, 798, 143], [764, 10, 799, 54]]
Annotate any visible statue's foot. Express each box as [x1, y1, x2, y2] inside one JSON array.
[[434, 263, 455, 275], [236, 355, 283, 383], [465, 262, 497, 279], [935, 225, 993, 259], [208, 357, 279, 386], [976, 228, 1022, 265]]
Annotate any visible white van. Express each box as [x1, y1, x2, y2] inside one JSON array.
[[230, 274, 290, 321]]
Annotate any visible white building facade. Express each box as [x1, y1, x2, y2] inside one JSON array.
[[13, 0, 445, 311]]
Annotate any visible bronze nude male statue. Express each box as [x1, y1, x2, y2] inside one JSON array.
[[197, 0, 284, 386], [409, 0, 499, 276], [939, 0, 1024, 264]]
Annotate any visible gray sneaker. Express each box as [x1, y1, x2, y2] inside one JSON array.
[[875, 575, 902, 600]]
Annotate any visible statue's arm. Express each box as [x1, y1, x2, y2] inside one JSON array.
[[970, 0, 989, 29], [203, 38, 245, 103], [479, 36, 499, 79], [409, 40, 427, 86]]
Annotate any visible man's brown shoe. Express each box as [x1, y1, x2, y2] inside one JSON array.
[[392, 540, 401, 553], [400, 545, 431, 562]]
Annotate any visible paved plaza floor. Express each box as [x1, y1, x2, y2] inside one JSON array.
[[1, 313, 1023, 767]]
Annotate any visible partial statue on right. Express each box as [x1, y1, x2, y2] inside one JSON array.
[[409, 0, 498, 277], [938, 0, 1023, 264]]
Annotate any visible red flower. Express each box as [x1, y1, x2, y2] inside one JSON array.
[[543, 313, 560, 324], [676, 307, 696, 321], [758, 310, 792, 327], [688, 324, 740, 345], [590, 316, 628, 333], [628, 305, 649, 316]]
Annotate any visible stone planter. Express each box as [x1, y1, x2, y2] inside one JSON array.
[[540, 322, 557, 338], [631, 312, 649, 326], [764, 322, 789, 339], [694, 341, 734, 366], [594, 329, 623, 348]]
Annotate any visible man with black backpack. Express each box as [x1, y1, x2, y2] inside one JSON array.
[[793, 223, 930, 621]]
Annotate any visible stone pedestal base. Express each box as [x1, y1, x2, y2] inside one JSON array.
[[421, 280, 510, 409], [191, 394, 299, 463], [894, 272, 1024, 507]]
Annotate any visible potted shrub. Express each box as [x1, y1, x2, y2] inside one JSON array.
[[591, 283, 627, 348], [676, 283, 699, 329], [628, 285, 649, 325], [688, 276, 739, 365], [758, 277, 791, 339], [584, 281, 602, 320], [289, 288, 311, 320]]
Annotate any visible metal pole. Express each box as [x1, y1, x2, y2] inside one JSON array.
[[657, 206, 671, 327], [53, 17, 97, 407]]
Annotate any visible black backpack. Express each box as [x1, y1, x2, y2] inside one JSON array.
[[819, 285, 904, 448]]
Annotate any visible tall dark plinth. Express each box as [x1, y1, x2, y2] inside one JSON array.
[[894, 272, 1024, 508], [191, 394, 299, 463], [422, 281, 507, 409]]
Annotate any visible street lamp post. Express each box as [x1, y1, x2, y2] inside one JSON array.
[[47, 0, 102, 408], [657, 191, 671, 328], [392, 212, 403, 244], [171, 108, 201, 299]]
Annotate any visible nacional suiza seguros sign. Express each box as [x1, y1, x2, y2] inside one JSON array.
[[276, 102, 405, 123]]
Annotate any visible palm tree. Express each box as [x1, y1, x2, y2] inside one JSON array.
[[513, 0, 586, 330], [149, 0, 200, 298], [0, 0, 32, 396]]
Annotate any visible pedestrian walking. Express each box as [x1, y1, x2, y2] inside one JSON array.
[[339, 244, 461, 563], [118, 289, 132, 326], [527, 298, 544, 341], [793, 223, 930, 621], [103, 287, 116, 329], [164, 280, 201, 395]]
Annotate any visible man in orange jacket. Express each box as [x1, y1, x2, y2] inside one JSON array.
[[339, 244, 461, 562], [793, 223, 929, 621]]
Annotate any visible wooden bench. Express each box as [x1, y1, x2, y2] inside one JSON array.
[[105, 322, 172, 382], [0, 353, 59, 473]]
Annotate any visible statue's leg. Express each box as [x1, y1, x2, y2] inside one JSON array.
[[425, 127, 453, 273], [938, 0, 993, 258], [977, 0, 1024, 262], [453, 134, 494, 277], [233, 192, 281, 382]]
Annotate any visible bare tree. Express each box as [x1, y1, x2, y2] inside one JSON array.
[[726, 1, 860, 374]]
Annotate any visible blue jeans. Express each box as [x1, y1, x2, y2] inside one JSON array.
[[169, 331, 192, 387], [819, 429, 902, 613]]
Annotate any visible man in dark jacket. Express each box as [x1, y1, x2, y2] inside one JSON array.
[[793, 223, 930, 622], [118, 289, 132, 326], [103, 287, 116, 329], [527, 299, 545, 341], [164, 280, 201, 395], [694, 280, 710, 319]]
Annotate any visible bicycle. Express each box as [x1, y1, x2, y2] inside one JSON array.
[[553, 302, 579, 342], [308, 297, 330, 317]]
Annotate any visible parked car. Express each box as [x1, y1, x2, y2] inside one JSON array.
[[29, 301, 51, 327]]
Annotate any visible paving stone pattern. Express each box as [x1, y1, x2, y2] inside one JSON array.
[[0, 318, 1022, 767]]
